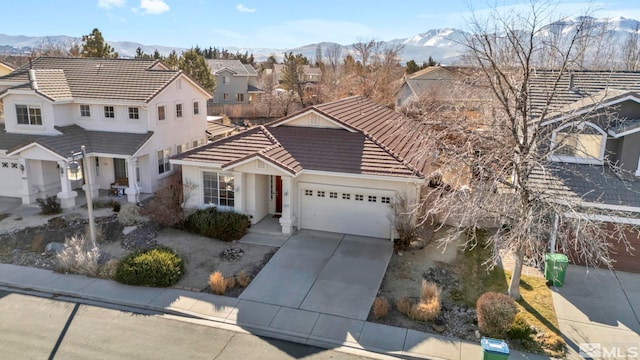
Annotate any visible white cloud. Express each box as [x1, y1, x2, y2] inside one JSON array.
[[98, 0, 125, 9], [236, 4, 256, 13], [139, 0, 170, 14]]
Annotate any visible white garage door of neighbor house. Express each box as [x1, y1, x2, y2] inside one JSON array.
[[0, 158, 23, 198], [299, 185, 393, 239]]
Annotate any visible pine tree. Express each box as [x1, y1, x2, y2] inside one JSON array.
[[80, 28, 118, 58], [179, 48, 216, 94]]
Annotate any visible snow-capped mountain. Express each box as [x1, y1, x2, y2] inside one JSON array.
[[0, 16, 638, 65]]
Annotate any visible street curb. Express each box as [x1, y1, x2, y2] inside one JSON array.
[[0, 280, 402, 360]]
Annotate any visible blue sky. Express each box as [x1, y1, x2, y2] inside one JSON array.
[[3, 0, 640, 49]]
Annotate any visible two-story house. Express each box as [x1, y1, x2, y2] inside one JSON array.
[[531, 70, 640, 272], [206, 59, 262, 105], [0, 57, 211, 208]]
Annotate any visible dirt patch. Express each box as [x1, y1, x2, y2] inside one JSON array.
[[0, 215, 278, 297], [371, 230, 482, 341], [154, 228, 276, 292]]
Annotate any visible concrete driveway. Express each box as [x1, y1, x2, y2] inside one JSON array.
[[551, 265, 640, 359], [239, 230, 393, 320]]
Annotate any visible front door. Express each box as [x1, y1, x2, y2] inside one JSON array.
[[275, 176, 282, 213]]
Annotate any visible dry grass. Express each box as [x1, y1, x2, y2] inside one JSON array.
[[236, 271, 251, 287], [225, 275, 236, 289], [84, 224, 105, 243], [372, 296, 389, 319], [409, 281, 441, 321], [31, 234, 44, 252], [395, 296, 414, 316], [0, 213, 9, 222], [209, 271, 227, 295], [98, 259, 119, 279]]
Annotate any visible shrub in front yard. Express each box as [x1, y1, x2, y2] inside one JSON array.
[[507, 312, 532, 340], [118, 203, 145, 226], [142, 170, 185, 227], [477, 291, 517, 338], [409, 280, 441, 321], [36, 196, 62, 215], [395, 296, 413, 316], [183, 207, 249, 242], [372, 296, 389, 319], [115, 246, 184, 287], [236, 271, 251, 287], [209, 271, 227, 295], [98, 259, 120, 279], [56, 234, 100, 276]]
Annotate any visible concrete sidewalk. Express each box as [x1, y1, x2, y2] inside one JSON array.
[[0, 264, 547, 360]]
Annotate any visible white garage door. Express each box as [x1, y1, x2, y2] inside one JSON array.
[[0, 157, 22, 198], [299, 184, 393, 239]]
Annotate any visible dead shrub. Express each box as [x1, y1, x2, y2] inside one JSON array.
[[142, 170, 185, 227], [225, 275, 236, 289], [56, 234, 100, 276], [236, 271, 251, 287], [476, 292, 517, 338], [392, 192, 418, 251], [118, 204, 145, 226], [395, 296, 414, 316], [372, 296, 389, 319], [409, 280, 441, 322], [209, 271, 227, 295]]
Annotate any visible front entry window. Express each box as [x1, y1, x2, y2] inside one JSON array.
[[203, 172, 234, 208]]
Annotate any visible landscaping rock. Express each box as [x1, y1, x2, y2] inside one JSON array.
[[433, 324, 446, 333], [121, 222, 159, 250], [45, 242, 65, 256], [122, 225, 137, 236], [220, 247, 244, 261], [47, 216, 67, 229]]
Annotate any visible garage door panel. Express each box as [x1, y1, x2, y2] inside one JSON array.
[[0, 158, 22, 198], [300, 187, 392, 239]]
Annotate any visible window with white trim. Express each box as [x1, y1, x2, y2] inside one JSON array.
[[128, 107, 139, 120], [223, 93, 230, 101], [317, 191, 325, 197], [342, 193, 350, 200], [222, 76, 230, 84], [193, 101, 199, 115], [176, 103, 183, 118], [355, 194, 363, 201], [158, 105, 166, 121], [157, 148, 171, 175], [329, 192, 338, 198], [95, 157, 100, 177], [551, 122, 605, 163], [80, 105, 91, 118], [192, 140, 199, 148], [15, 105, 42, 125], [305, 190, 313, 196], [381, 196, 391, 204], [235, 93, 244, 103], [104, 106, 115, 119], [368, 195, 377, 202], [203, 172, 235, 207], [177, 142, 188, 154]]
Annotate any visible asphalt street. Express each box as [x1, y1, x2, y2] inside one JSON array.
[[0, 289, 377, 360]]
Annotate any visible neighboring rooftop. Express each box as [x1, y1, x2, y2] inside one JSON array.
[[529, 70, 640, 119], [206, 59, 258, 76], [0, 57, 184, 102], [0, 124, 152, 158]]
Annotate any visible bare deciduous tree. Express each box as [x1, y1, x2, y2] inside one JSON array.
[[419, 1, 635, 299]]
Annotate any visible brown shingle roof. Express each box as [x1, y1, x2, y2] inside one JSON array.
[[0, 57, 182, 102], [30, 69, 73, 101], [174, 97, 428, 179]]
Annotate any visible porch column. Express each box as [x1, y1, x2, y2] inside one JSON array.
[[125, 157, 138, 203], [19, 159, 37, 205], [81, 155, 99, 200], [56, 160, 77, 209], [279, 176, 293, 235], [233, 171, 244, 213]]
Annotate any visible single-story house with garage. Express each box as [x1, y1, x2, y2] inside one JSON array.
[[171, 96, 431, 239]]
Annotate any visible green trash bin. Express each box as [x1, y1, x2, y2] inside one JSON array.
[[545, 253, 569, 287], [481, 337, 510, 360]]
